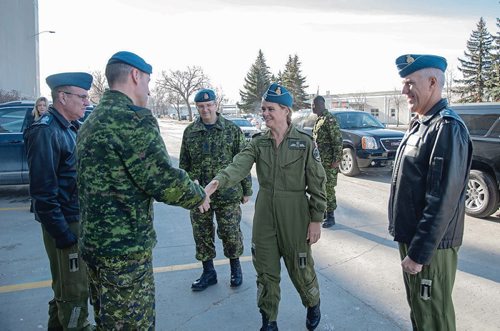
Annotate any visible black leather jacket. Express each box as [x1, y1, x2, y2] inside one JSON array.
[[24, 107, 81, 248], [388, 99, 472, 265]]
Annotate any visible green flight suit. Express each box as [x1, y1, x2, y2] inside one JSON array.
[[179, 115, 252, 261], [312, 110, 342, 213], [214, 125, 327, 321]]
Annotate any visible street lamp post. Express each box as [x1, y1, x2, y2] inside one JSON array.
[[33, 30, 55, 98]]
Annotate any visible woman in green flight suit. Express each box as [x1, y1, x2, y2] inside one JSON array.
[[204, 83, 327, 331]]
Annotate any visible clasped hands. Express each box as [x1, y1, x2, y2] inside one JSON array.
[[197, 179, 219, 213]]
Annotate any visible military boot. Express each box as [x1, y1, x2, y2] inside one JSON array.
[[229, 258, 242, 287], [306, 300, 321, 330], [260, 310, 278, 331], [191, 260, 217, 291], [322, 210, 335, 228]]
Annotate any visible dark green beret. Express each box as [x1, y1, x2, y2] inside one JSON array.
[[194, 88, 216, 102], [46, 72, 93, 90], [396, 54, 447, 78], [263, 83, 293, 108], [107, 51, 152, 74]]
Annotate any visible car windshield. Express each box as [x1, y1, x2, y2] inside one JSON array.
[[333, 112, 385, 129], [230, 119, 253, 127]]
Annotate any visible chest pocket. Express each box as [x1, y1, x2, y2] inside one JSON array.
[[403, 134, 420, 158], [280, 149, 305, 191]]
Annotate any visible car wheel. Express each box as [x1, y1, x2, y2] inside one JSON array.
[[465, 170, 500, 218], [339, 148, 360, 177]]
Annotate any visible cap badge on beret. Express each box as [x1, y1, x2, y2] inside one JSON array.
[[204, 93, 209, 100], [275, 87, 282, 95], [406, 55, 415, 64]]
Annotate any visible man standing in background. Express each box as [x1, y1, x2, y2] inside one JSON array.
[[312, 95, 342, 228], [180, 88, 252, 291]]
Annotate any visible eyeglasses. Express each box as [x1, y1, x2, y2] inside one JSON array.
[[60, 91, 90, 101], [196, 102, 216, 111]]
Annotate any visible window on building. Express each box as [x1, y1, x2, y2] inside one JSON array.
[[370, 108, 379, 117], [391, 108, 396, 117]]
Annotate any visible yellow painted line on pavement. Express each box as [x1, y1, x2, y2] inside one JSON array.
[[0, 255, 252, 294], [0, 206, 30, 211]]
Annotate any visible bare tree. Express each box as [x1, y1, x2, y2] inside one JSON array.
[[0, 89, 24, 103], [89, 70, 107, 104], [156, 66, 209, 121], [351, 91, 367, 111], [445, 67, 456, 103], [149, 84, 170, 118], [390, 88, 404, 126], [212, 86, 227, 114], [167, 92, 183, 121]]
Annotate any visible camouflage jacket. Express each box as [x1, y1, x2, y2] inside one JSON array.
[[76, 90, 206, 262], [312, 110, 342, 165], [179, 115, 252, 206]]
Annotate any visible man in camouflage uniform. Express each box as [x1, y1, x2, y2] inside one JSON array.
[[180, 88, 252, 291], [76, 51, 209, 330], [312, 95, 342, 228]]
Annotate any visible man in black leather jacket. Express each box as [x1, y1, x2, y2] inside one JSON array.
[[388, 54, 472, 331], [24, 72, 93, 331]]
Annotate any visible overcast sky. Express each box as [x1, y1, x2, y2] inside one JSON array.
[[38, 0, 498, 102]]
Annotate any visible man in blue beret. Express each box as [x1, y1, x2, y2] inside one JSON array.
[[388, 54, 473, 330], [24, 72, 93, 330], [180, 88, 252, 291], [77, 51, 209, 330]]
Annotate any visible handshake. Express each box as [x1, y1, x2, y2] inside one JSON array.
[[197, 179, 219, 213]]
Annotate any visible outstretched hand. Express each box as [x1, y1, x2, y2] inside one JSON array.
[[205, 179, 219, 198]]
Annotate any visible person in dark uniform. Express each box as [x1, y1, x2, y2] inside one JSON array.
[[204, 83, 326, 331], [24, 72, 94, 330], [388, 54, 473, 330]]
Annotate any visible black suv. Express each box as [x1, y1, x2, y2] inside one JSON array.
[[0, 101, 93, 185], [453, 102, 500, 218], [292, 110, 404, 176]]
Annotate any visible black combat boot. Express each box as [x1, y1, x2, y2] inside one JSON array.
[[306, 300, 321, 331], [322, 210, 335, 228], [229, 258, 242, 287], [191, 260, 217, 291], [260, 310, 278, 331]]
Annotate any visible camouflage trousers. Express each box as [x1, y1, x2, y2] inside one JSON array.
[[42, 223, 92, 331], [190, 202, 243, 261], [323, 166, 338, 212], [87, 250, 155, 330]]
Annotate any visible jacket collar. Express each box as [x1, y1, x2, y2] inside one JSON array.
[[49, 106, 74, 129], [419, 98, 448, 125], [190, 114, 225, 132]]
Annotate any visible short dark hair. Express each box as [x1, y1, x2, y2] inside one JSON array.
[[313, 95, 325, 104], [105, 62, 133, 87]]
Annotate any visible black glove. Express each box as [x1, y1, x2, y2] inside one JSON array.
[[55, 228, 77, 249]]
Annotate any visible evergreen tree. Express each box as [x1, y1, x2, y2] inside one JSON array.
[[486, 18, 500, 101], [281, 54, 309, 110], [238, 50, 271, 113], [454, 17, 494, 102]]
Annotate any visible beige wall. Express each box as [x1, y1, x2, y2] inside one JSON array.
[[0, 0, 38, 99]]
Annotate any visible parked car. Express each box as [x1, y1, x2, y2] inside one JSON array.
[[292, 109, 404, 176], [0, 101, 93, 185], [453, 102, 500, 218], [225, 116, 261, 141]]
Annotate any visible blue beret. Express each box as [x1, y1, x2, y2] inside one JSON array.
[[107, 51, 152, 74], [262, 83, 293, 108], [46, 72, 93, 90], [396, 54, 447, 78], [194, 89, 216, 102]]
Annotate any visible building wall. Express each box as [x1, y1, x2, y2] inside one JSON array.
[[0, 0, 38, 99]]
